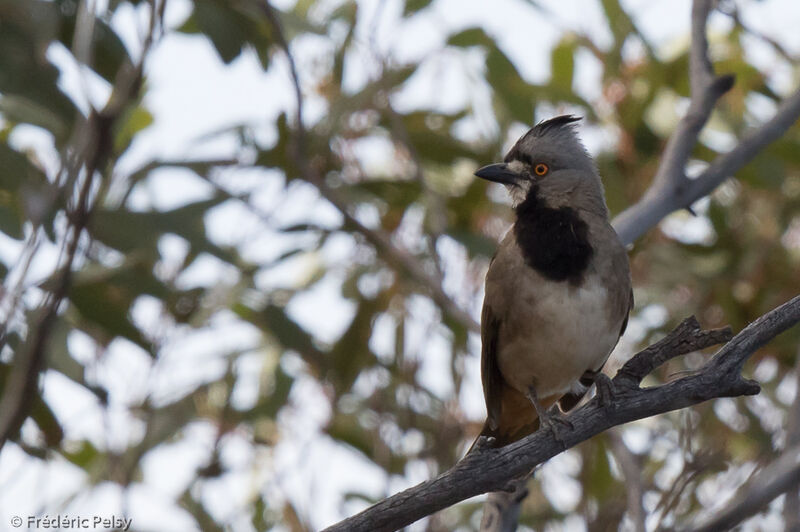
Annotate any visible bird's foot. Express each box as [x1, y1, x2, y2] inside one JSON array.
[[471, 434, 497, 453], [594, 373, 617, 407], [539, 407, 574, 446], [526, 385, 573, 446]]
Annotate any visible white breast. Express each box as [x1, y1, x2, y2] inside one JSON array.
[[496, 272, 621, 400]]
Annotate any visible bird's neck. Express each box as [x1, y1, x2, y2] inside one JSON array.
[[513, 187, 594, 284]]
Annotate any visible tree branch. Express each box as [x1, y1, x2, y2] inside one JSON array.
[[478, 479, 527, 532], [323, 294, 800, 532], [609, 430, 646, 532], [612, 0, 800, 245], [474, 1, 733, 527], [782, 359, 800, 528], [478, 0, 800, 520], [0, 0, 158, 451], [261, 1, 479, 332], [688, 441, 800, 532]]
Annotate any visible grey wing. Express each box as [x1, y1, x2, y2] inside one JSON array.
[[618, 286, 633, 337], [481, 303, 504, 431]]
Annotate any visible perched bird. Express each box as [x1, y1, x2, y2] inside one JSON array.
[[473, 115, 632, 447]]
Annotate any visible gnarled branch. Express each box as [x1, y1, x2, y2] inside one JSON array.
[[323, 294, 800, 532], [612, 0, 800, 246]]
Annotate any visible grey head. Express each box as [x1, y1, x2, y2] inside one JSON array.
[[475, 115, 607, 216]]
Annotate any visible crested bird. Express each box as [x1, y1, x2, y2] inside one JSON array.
[[473, 115, 633, 447]]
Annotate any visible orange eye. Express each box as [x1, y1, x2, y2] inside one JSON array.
[[534, 163, 549, 176]]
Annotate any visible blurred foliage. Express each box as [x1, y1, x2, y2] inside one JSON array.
[[0, 0, 799, 531]]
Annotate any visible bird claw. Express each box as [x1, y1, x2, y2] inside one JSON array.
[[526, 385, 573, 446], [472, 434, 497, 452], [539, 407, 574, 446], [594, 373, 617, 407]]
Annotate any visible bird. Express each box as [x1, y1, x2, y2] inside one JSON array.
[[472, 115, 633, 448]]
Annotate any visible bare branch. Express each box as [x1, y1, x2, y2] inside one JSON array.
[[614, 316, 732, 387], [0, 1, 158, 451], [479, 480, 527, 532], [690, 357, 800, 532], [261, 2, 479, 332], [783, 359, 800, 528], [475, 1, 733, 528], [475, 315, 730, 532], [260, 1, 304, 164], [688, 442, 800, 532], [685, 88, 800, 202], [329, 185, 480, 331], [322, 295, 800, 532], [612, 0, 800, 245], [609, 431, 646, 532]]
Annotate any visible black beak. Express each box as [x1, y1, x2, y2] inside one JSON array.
[[474, 163, 519, 185]]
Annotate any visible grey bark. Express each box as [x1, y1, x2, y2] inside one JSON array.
[[323, 297, 800, 531]]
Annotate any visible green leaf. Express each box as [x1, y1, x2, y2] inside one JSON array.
[[0, 95, 71, 141], [445, 229, 496, 258], [62, 440, 100, 469], [0, 141, 48, 189], [114, 106, 154, 153], [599, 0, 636, 47], [181, 490, 226, 532], [582, 438, 616, 499], [193, 0, 250, 63], [0, 2, 78, 142], [326, 66, 416, 127], [46, 316, 90, 389], [0, 193, 23, 240], [0, 142, 50, 239], [403, 0, 433, 16], [31, 397, 64, 447], [327, 413, 373, 456], [186, 0, 274, 67], [379, 110, 476, 165], [449, 28, 535, 122], [327, 295, 389, 390], [90, 197, 238, 265], [68, 272, 152, 352], [55, 258, 184, 354], [550, 37, 575, 91], [234, 302, 327, 370], [447, 28, 493, 48], [56, 15, 133, 84], [246, 363, 293, 420]]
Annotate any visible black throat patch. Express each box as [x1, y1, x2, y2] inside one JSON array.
[[514, 185, 593, 283]]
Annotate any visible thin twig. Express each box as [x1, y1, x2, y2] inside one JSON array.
[[260, 1, 479, 332], [721, 4, 797, 64], [687, 441, 800, 532], [0, 0, 160, 451]]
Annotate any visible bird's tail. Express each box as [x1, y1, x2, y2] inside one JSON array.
[[467, 384, 549, 454], [466, 416, 541, 455]]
